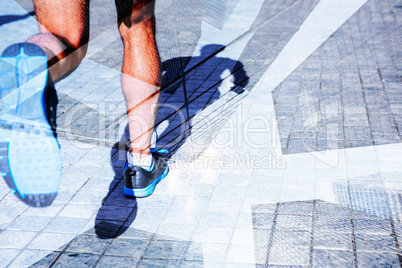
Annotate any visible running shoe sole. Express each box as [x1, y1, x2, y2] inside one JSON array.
[[0, 43, 61, 207]]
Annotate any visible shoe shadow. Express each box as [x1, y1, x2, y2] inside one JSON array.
[[94, 43, 249, 238], [94, 126, 137, 239]]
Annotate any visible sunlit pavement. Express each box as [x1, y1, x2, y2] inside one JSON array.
[[0, 0, 401, 267]]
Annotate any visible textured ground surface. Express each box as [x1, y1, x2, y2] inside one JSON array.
[[0, 0, 401, 267]]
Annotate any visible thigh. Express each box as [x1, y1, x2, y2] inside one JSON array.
[[33, 0, 90, 48]]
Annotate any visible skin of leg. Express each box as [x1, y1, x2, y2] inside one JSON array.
[[27, 0, 89, 82], [118, 0, 161, 157]]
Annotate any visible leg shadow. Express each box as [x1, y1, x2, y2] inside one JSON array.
[[0, 11, 35, 27], [93, 43, 249, 238]]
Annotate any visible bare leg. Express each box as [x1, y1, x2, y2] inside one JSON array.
[[118, 0, 160, 157], [28, 0, 89, 82]]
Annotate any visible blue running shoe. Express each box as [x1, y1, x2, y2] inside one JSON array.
[[124, 152, 169, 198], [0, 43, 61, 207]]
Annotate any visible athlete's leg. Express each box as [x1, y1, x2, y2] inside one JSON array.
[[0, 0, 89, 207], [28, 0, 89, 82], [118, 0, 160, 157], [117, 1, 169, 198]]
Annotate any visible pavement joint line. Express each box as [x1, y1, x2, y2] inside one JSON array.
[[4, 176, 91, 265], [64, 0, 305, 150], [259, 0, 369, 94], [360, 3, 402, 140], [1, 0, 401, 266], [347, 22, 376, 146], [152, 0, 301, 93]]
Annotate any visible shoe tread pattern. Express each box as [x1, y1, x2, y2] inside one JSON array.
[[0, 43, 61, 207]]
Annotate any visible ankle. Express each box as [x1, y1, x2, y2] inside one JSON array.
[[127, 150, 153, 170], [129, 147, 150, 156]]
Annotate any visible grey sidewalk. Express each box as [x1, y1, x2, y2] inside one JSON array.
[[0, 0, 401, 267]]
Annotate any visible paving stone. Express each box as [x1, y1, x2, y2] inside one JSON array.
[[28, 222, 204, 266], [88, 221, 124, 239], [0, 249, 21, 267], [252, 200, 402, 267], [96, 255, 140, 268], [272, 0, 401, 154], [7, 249, 53, 268], [0, 199, 27, 216], [353, 217, 393, 235], [144, 239, 190, 260], [24, 203, 65, 218], [272, 230, 311, 248], [58, 203, 99, 219], [354, 233, 397, 253], [69, 189, 107, 205], [193, 226, 233, 244], [52, 189, 77, 204], [104, 238, 149, 258], [0, 230, 36, 249], [52, 252, 101, 268], [45, 217, 90, 234], [7, 215, 51, 232], [1, 0, 401, 267], [269, 245, 310, 266], [276, 215, 312, 231], [225, 243, 256, 264], [65, 235, 110, 255], [356, 251, 401, 268], [0, 213, 19, 230], [199, 210, 238, 227], [27, 233, 75, 251], [312, 249, 355, 268], [137, 258, 187, 268], [95, 205, 135, 222], [312, 231, 353, 250], [101, 188, 137, 208]]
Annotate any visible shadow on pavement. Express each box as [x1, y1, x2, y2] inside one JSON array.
[[94, 43, 249, 238], [31, 222, 204, 267], [0, 11, 35, 27]]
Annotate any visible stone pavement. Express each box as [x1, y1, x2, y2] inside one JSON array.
[[0, 0, 401, 267]]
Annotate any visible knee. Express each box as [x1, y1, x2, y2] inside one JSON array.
[[29, 32, 88, 66], [59, 31, 89, 64], [54, 32, 88, 68], [37, 23, 89, 57], [131, 1, 155, 24]]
